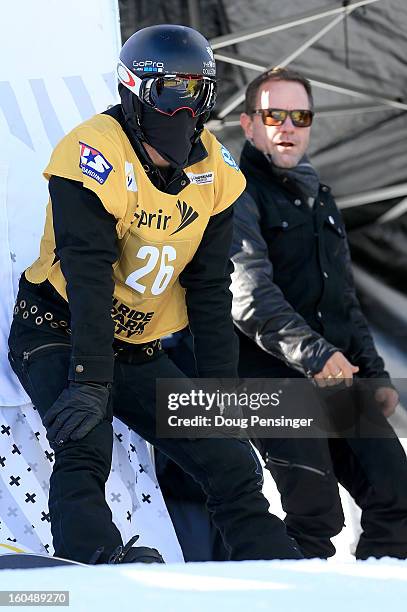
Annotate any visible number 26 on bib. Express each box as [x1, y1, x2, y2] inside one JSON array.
[[125, 245, 176, 296]]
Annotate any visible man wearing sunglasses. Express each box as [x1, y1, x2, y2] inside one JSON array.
[[8, 26, 303, 565], [231, 68, 407, 559]]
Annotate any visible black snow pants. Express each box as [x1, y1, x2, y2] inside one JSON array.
[[240, 349, 407, 560], [8, 318, 302, 564]]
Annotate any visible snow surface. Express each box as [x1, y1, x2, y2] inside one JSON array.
[[1, 558, 406, 612], [2, 366, 405, 609], [2, 417, 405, 611]]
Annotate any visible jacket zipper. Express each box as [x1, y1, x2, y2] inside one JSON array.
[[23, 342, 71, 362], [265, 454, 329, 477]]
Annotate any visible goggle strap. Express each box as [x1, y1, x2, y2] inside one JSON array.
[[199, 81, 214, 116], [117, 60, 142, 97]]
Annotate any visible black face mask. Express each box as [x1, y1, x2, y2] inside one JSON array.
[[140, 105, 199, 169]]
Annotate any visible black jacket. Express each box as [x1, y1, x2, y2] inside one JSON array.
[[231, 141, 389, 380]]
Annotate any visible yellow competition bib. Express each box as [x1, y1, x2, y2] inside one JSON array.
[[26, 113, 245, 343]]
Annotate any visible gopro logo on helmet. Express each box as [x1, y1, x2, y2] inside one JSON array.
[[133, 60, 164, 73]]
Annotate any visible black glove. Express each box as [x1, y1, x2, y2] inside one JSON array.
[[43, 382, 111, 447]]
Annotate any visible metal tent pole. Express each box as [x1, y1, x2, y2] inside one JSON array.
[[214, 50, 407, 119], [210, 0, 381, 49], [336, 184, 407, 208], [215, 8, 352, 119]]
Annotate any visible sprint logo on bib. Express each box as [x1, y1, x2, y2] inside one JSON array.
[[79, 142, 113, 184], [221, 145, 239, 171]]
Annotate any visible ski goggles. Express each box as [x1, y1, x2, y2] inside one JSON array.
[[252, 108, 314, 128], [117, 60, 217, 117]]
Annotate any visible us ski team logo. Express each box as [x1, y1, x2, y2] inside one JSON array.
[[170, 200, 199, 235], [79, 142, 113, 184]]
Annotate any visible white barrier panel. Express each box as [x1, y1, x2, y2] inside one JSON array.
[[0, 0, 121, 405], [0, 1, 184, 562]]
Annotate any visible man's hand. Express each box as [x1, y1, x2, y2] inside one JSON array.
[[374, 386, 399, 417], [314, 351, 359, 388], [43, 382, 111, 448]]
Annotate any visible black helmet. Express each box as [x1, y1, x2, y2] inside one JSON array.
[[117, 24, 216, 117]]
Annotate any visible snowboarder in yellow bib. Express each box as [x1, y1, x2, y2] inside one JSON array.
[[8, 24, 302, 564]]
